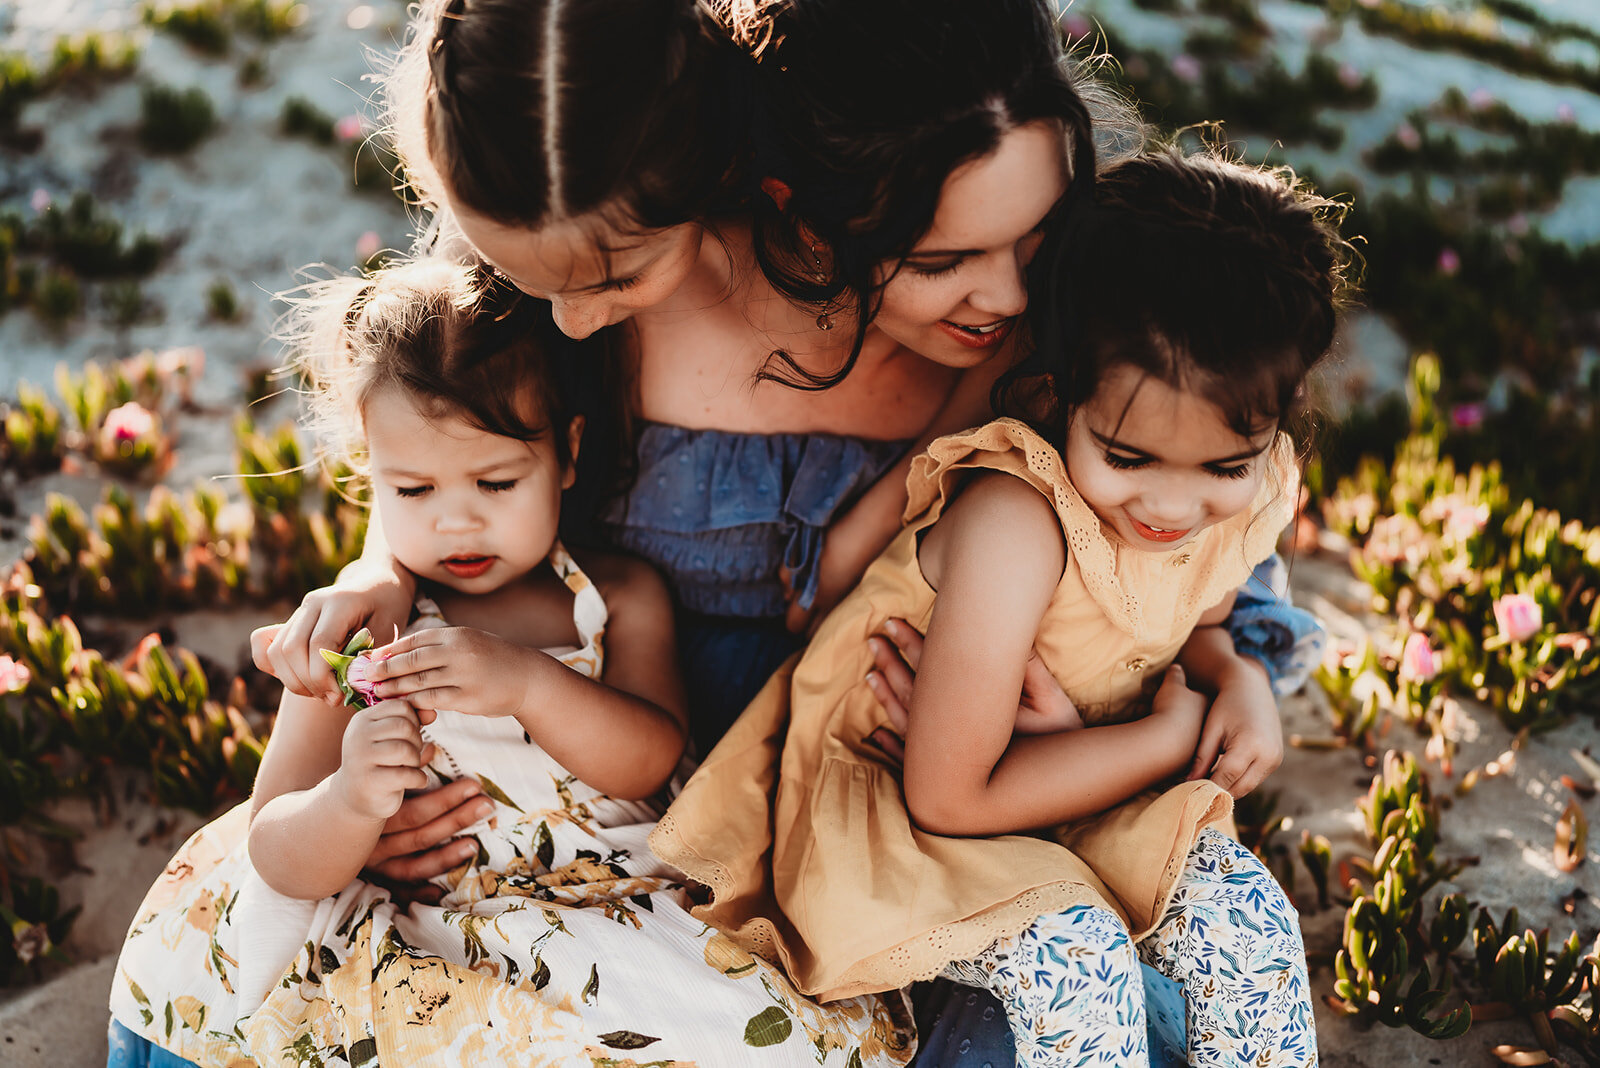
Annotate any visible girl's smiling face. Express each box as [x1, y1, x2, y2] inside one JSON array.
[[1064, 365, 1278, 552], [451, 204, 705, 341], [364, 381, 581, 592], [869, 120, 1069, 368]]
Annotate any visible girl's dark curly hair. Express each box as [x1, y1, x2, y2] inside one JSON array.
[[1007, 142, 1356, 445]]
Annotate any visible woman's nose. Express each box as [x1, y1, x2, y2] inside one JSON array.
[[966, 250, 1029, 320], [549, 294, 611, 340]]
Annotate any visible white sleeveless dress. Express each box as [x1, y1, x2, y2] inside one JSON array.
[[108, 544, 913, 1068]]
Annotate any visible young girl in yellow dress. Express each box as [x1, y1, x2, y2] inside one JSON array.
[[652, 145, 1347, 1067], [106, 258, 911, 1068]]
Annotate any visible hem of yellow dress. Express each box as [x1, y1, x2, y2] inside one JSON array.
[[813, 880, 1113, 1003]]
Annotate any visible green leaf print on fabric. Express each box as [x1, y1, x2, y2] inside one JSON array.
[[743, 1005, 793, 1047], [291, 1031, 327, 1068], [848, 1050, 865, 1068], [598, 1030, 661, 1049], [582, 962, 600, 1004], [476, 774, 523, 813], [319, 945, 339, 975], [530, 956, 551, 990]]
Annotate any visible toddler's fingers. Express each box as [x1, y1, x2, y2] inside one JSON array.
[[365, 738, 429, 769], [364, 636, 446, 684], [251, 624, 284, 676]]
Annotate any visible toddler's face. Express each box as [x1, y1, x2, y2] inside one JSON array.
[[364, 382, 579, 593], [451, 203, 704, 341], [1064, 366, 1276, 553], [871, 120, 1068, 370]]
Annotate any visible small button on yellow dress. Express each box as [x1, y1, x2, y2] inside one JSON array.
[[651, 418, 1296, 1003]]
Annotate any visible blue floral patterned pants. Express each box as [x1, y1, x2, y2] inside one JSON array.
[[942, 830, 1316, 1067]]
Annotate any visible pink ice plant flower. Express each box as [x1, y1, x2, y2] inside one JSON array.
[[1400, 632, 1442, 682], [356, 231, 382, 262], [344, 652, 383, 705], [1493, 594, 1542, 644], [103, 401, 156, 443], [0, 654, 30, 693], [1449, 402, 1485, 430], [30, 188, 51, 214], [1170, 54, 1203, 83], [1062, 13, 1092, 39], [1437, 247, 1461, 275]]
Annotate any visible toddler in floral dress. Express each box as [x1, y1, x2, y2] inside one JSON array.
[[106, 257, 911, 1068]]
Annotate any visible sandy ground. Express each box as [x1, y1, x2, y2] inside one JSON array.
[[2, 0, 1598, 1065]]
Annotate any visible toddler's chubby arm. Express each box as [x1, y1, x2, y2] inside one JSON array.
[[1178, 593, 1284, 798], [247, 688, 434, 900], [361, 554, 689, 800], [252, 510, 417, 704], [903, 473, 1207, 837]]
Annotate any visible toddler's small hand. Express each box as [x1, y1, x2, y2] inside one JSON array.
[[335, 699, 431, 822], [363, 626, 538, 719]]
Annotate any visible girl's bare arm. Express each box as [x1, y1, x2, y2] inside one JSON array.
[[901, 474, 1206, 837]]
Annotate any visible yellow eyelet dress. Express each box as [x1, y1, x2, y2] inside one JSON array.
[[108, 542, 914, 1067], [650, 419, 1296, 1003]]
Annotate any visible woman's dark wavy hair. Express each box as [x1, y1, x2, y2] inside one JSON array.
[[721, 0, 1097, 390], [388, 0, 749, 231], [1006, 142, 1356, 446]]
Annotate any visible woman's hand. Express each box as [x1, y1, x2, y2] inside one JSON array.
[[361, 779, 496, 905], [862, 617, 1083, 759], [252, 562, 416, 703], [1185, 660, 1283, 798], [332, 699, 432, 822], [365, 626, 543, 718]]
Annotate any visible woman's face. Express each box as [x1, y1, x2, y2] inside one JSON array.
[[452, 204, 704, 340], [870, 120, 1070, 368]]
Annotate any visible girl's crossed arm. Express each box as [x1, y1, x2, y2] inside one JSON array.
[[902, 473, 1208, 838], [363, 556, 688, 801]]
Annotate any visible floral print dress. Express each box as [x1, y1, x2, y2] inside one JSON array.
[[108, 544, 913, 1068]]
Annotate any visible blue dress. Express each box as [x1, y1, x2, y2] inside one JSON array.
[[604, 421, 908, 756]]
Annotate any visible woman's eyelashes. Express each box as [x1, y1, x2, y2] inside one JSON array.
[[906, 257, 965, 279], [1102, 451, 1254, 480]]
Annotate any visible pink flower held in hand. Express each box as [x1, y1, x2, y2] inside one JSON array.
[[1400, 632, 1441, 682], [344, 653, 382, 705], [1493, 594, 1542, 644], [103, 401, 156, 443], [0, 654, 30, 693]]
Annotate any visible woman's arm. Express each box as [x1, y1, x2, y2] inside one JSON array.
[[247, 690, 432, 899], [253, 507, 419, 701], [787, 353, 1011, 632], [901, 474, 1206, 837], [366, 557, 689, 799]]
